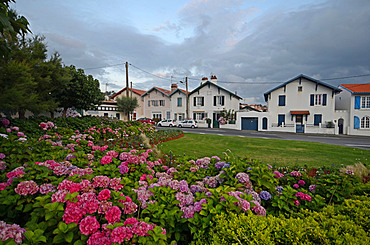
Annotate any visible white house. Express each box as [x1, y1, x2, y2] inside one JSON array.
[[188, 76, 242, 128], [84, 100, 122, 119], [142, 87, 171, 120], [264, 74, 342, 134], [336, 83, 370, 136], [169, 84, 188, 121]]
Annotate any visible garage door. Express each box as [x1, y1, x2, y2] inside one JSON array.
[[241, 117, 258, 130]]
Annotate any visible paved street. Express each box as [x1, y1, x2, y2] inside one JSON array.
[[158, 127, 370, 150]]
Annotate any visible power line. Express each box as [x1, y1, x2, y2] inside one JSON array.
[[83, 63, 125, 70], [321, 73, 370, 81], [129, 63, 173, 82]]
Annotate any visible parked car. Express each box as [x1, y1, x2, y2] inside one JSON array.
[[157, 119, 177, 127], [177, 120, 198, 128], [136, 118, 155, 125]]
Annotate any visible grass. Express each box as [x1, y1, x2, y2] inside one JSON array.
[[157, 133, 370, 168]]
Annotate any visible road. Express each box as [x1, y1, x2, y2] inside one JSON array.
[[158, 127, 370, 150]]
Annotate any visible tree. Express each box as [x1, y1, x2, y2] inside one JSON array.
[[0, 35, 56, 119], [116, 96, 138, 120], [0, 0, 30, 57], [54, 65, 104, 117]]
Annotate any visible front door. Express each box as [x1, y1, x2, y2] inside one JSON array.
[[296, 115, 304, 133], [338, 118, 344, 134], [213, 113, 220, 128]]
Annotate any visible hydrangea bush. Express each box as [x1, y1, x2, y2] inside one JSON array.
[[0, 117, 367, 244]]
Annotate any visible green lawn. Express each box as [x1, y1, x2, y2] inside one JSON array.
[[157, 133, 370, 168]]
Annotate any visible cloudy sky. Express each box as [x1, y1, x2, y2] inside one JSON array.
[[13, 0, 370, 104]]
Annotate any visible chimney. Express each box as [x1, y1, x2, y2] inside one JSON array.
[[201, 77, 208, 85], [171, 83, 178, 93], [210, 75, 217, 84]]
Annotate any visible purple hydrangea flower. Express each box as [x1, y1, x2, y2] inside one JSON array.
[[259, 191, 272, 201]]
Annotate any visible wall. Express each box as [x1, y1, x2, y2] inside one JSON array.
[[142, 89, 171, 120], [170, 90, 187, 121]]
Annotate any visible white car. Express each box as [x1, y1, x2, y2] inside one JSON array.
[[177, 120, 198, 128], [157, 119, 177, 127]]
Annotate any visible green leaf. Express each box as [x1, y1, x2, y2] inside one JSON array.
[[73, 240, 84, 245], [58, 222, 68, 233], [24, 230, 34, 240], [65, 231, 74, 243], [53, 234, 65, 244]]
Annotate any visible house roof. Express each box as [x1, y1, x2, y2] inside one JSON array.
[[169, 88, 189, 96], [110, 87, 146, 99], [189, 81, 242, 99], [264, 74, 342, 101], [340, 83, 370, 94], [141, 87, 171, 97]]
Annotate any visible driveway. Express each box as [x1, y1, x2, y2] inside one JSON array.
[[162, 127, 370, 150]]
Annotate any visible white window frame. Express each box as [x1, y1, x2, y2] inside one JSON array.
[[360, 116, 370, 128], [315, 94, 322, 105], [361, 96, 370, 108]]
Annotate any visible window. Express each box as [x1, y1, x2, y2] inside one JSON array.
[[177, 97, 182, 107], [298, 86, 302, 92], [148, 100, 150, 107], [361, 96, 370, 108], [213, 96, 225, 106], [193, 97, 204, 106], [310, 94, 327, 106], [160, 100, 165, 106], [151, 100, 158, 106], [314, 114, 322, 126], [193, 112, 207, 121], [166, 111, 171, 119], [178, 113, 185, 121], [361, 116, 370, 128], [278, 95, 286, 106], [152, 113, 162, 120]]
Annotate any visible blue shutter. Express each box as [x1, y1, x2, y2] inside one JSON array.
[[354, 116, 360, 129], [322, 94, 327, 106], [310, 94, 314, 106], [213, 96, 216, 106], [278, 114, 285, 126], [354, 96, 361, 109], [279, 95, 285, 106], [314, 114, 322, 126]]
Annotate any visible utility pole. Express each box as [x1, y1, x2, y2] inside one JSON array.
[[125, 62, 129, 120], [130, 82, 133, 98], [186, 77, 189, 119], [125, 62, 129, 98], [181, 77, 189, 119]]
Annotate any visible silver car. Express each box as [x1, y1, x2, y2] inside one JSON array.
[[157, 119, 177, 127], [177, 120, 198, 128]]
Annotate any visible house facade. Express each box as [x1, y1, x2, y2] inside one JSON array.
[[110, 88, 146, 120], [169, 84, 188, 121], [264, 74, 342, 134], [84, 100, 122, 119], [336, 83, 370, 136], [189, 76, 242, 128], [142, 87, 171, 120]]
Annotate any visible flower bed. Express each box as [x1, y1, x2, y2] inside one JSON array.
[[0, 117, 368, 244]]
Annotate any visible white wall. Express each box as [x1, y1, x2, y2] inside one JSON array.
[[170, 90, 187, 121]]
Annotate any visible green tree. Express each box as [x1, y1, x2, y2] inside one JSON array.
[[54, 65, 104, 117], [116, 96, 138, 120], [0, 0, 30, 57], [0, 35, 56, 119]]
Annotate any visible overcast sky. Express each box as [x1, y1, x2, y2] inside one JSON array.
[[13, 0, 370, 104]]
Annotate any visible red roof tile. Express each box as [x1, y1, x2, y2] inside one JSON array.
[[290, 110, 310, 115], [111, 87, 147, 99], [155, 87, 171, 95], [340, 83, 370, 94]]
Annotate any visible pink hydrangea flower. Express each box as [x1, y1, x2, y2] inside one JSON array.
[[123, 217, 138, 226], [97, 189, 111, 201], [111, 226, 133, 243], [14, 181, 39, 196], [79, 216, 100, 235], [294, 200, 300, 206], [293, 184, 299, 189], [63, 206, 85, 224], [100, 155, 113, 165], [298, 180, 305, 186], [105, 206, 121, 224]]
